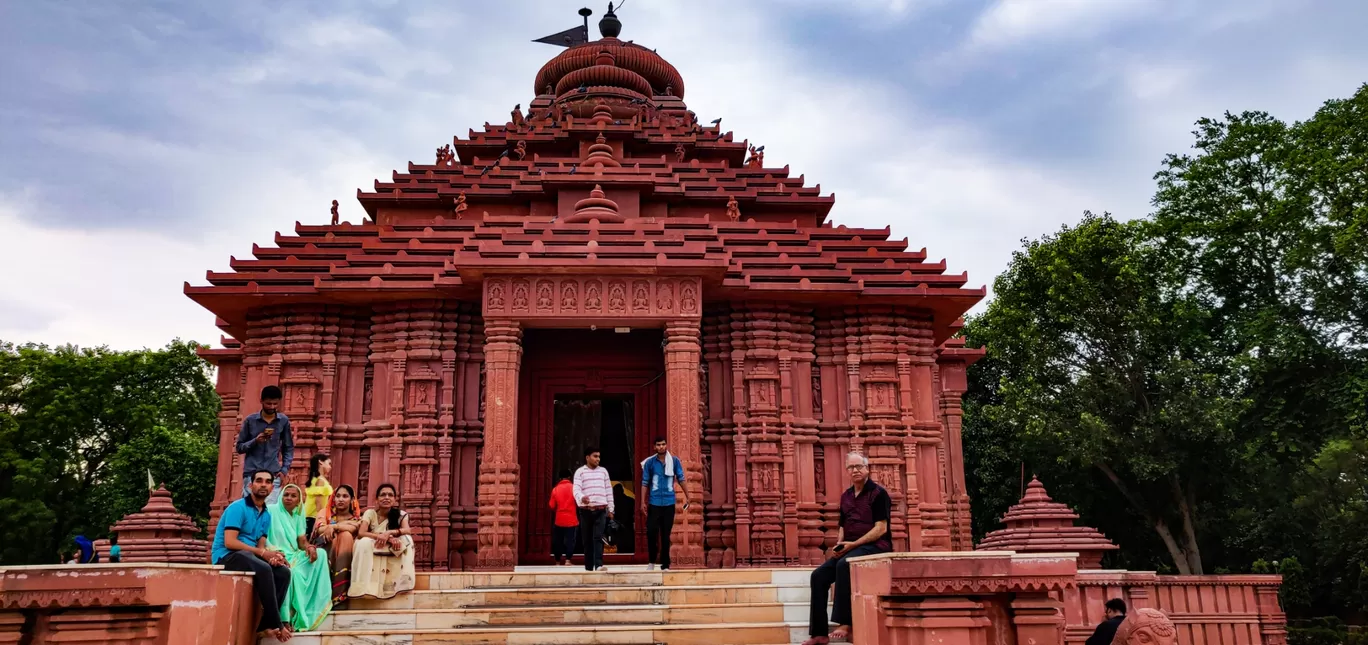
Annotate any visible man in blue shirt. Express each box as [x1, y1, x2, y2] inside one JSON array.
[[639, 436, 691, 570], [214, 469, 292, 641], [235, 385, 294, 505]]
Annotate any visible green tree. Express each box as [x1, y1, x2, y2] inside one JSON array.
[[965, 213, 1243, 574], [0, 340, 219, 564]]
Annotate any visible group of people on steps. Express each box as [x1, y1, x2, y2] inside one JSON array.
[[215, 385, 415, 642]]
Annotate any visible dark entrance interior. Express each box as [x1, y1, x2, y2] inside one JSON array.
[[552, 395, 637, 555], [517, 328, 664, 565]]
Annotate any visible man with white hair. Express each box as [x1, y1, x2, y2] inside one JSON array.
[[802, 451, 893, 645]]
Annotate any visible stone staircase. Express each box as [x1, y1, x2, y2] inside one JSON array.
[[268, 566, 823, 645]]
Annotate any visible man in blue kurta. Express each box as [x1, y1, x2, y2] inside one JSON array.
[[639, 436, 691, 570], [214, 469, 293, 641]]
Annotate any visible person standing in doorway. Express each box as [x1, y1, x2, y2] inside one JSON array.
[[548, 469, 579, 566], [639, 436, 690, 570], [236, 385, 294, 506], [802, 452, 893, 645], [573, 447, 614, 572]]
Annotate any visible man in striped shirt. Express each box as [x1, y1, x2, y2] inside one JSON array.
[[573, 447, 615, 572]]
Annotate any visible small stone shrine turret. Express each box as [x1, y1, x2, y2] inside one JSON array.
[[977, 476, 1119, 569], [101, 485, 209, 564]]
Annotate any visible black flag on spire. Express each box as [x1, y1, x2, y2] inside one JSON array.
[[533, 7, 593, 47]]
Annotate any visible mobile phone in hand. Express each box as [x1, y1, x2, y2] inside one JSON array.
[[833, 543, 847, 553]]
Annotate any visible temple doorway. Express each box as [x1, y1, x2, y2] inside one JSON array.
[[517, 328, 664, 565], [552, 395, 637, 555]]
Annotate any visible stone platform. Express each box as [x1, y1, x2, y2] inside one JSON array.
[[263, 566, 824, 645]]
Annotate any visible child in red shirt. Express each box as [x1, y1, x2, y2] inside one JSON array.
[[548, 469, 579, 565]]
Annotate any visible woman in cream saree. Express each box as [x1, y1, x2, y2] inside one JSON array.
[[348, 482, 416, 600]]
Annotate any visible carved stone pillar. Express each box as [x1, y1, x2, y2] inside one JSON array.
[[475, 319, 522, 570], [665, 320, 706, 568], [1011, 593, 1066, 645]]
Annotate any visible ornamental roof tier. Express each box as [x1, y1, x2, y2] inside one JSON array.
[[185, 24, 985, 344]]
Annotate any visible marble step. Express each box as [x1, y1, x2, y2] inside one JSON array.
[[415, 568, 808, 591], [319, 601, 819, 630], [262, 620, 800, 644], [349, 583, 812, 610]]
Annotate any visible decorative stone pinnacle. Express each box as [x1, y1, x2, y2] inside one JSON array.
[[104, 485, 209, 564], [565, 184, 624, 223], [977, 476, 1118, 569]]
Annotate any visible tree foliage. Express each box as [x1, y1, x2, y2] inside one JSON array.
[[0, 340, 219, 564], [964, 84, 1368, 617]]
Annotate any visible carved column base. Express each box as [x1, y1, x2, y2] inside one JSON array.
[[474, 461, 519, 571]]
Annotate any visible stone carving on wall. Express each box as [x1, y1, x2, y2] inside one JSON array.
[[483, 276, 703, 320], [1115, 609, 1177, 645]]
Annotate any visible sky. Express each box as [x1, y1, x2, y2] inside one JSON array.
[[2, 0, 1366, 350]]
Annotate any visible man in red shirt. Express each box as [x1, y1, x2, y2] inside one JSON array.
[[547, 469, 579, 565]]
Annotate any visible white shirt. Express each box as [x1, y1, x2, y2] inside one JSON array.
[[572, 465, 614, 513]]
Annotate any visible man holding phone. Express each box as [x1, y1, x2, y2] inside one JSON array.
[[639, 436, 690, 571], [803, 451, 892, 645], [235, 385, 294, 506]]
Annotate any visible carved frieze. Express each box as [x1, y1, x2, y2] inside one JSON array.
[[483, 276, 702, 320]]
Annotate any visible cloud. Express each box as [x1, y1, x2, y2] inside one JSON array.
[[968, 0, 1155, 50], [2, 0, 1367, 349]]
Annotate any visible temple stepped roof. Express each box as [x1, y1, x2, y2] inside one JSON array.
[[977, 477, 1119, 569], [186, 24, 985, 345]]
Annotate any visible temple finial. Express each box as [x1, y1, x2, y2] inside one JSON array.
[[599, 2, 621, 38]]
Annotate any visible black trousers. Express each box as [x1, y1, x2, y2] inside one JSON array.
[[219, 550, 292, 631], [551, 525, 578, 562], [578, 508, 607, 571], [809, 544, 885, 637], [645, 504, 676, 568]]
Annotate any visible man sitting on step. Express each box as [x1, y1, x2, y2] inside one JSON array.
[[803, 451, 892, 645]]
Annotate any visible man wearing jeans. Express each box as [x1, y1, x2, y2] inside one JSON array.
[[802, 452, 893, 645], [639, 436, 690, 570], [213, 470, 293, 642], [236, 385, 294, 505], [573, 447, 614, 572]]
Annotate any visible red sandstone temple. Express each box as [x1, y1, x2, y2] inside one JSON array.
[[189, 11, 988, 573]]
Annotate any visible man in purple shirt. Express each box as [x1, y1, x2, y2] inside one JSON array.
[[803, 451, 893, 645]]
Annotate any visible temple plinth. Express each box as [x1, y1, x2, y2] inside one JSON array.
[[105, 485, 209, 564], [976, 476, 1119, 569]]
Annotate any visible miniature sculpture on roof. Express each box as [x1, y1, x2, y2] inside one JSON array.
[[105, 485, 209, 564], [977, 476, 1119, 568], [187, 6, 986, 571]]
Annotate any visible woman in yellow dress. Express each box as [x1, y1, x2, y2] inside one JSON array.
[[348, 482, 416, 599], [303, 453, 333, 538]]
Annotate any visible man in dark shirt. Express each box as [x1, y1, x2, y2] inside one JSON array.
[[802, 451, 894, 645], [235, 385, 293, 506], [1086, 598, 1128, 645]]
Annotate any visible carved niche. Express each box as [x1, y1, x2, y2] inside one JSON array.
[[280, 367, 320, 420]]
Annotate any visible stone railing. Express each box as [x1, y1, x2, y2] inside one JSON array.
[[1067, 570, 1286, 645], [849, 552, 1286, 645], [0, 564, 257, 645]]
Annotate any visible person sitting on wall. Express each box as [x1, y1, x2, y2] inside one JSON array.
[[313, 484, 362, 608], [267, 483, 332, 632], [108, 535, 121, 563], [1086, 598, 1128, 645], [348, 482, 416, 600], [73, 535, 99, 563], [548, 469, 579, 566], [213, 469, 294, 642], [802, 451, 894, 645]]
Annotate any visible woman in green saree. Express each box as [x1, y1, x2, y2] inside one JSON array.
[[267, 483, 333, 632]]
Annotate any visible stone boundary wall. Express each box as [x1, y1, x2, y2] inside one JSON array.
[[0, 564, 257, 645], [1067, 571, 1287, 645]]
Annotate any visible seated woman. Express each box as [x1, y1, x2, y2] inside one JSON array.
[[312, 484, 361, 608], [266, 483, 332, 632], [348, 483, 416, 600]]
